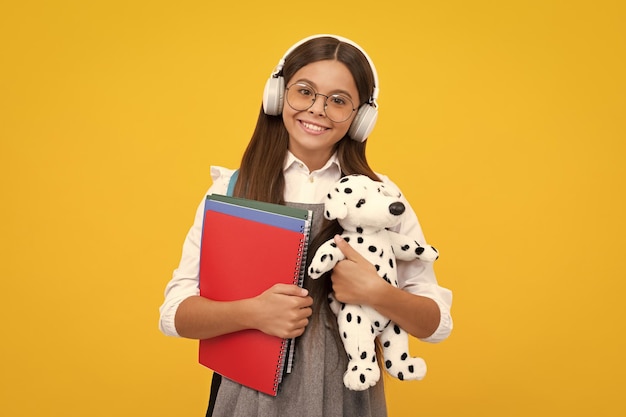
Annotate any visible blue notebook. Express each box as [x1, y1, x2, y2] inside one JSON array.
[[204, 198, 307, 233]]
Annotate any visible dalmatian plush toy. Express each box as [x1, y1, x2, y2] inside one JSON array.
[[308, 174, 439, 391]]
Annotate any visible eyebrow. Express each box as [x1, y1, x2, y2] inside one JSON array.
[[294, 78, 355, 99]]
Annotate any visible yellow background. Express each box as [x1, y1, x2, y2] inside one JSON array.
[[1, 1, 624, 416]]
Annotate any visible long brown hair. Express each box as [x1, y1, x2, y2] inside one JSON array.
[[233, 36, 382, 345], [233, 36, 380, 201]]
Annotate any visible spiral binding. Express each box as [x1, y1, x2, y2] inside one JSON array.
[[274, 339, 288, 388], [281, 209, 313, 381]]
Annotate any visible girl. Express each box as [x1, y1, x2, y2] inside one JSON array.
[[159, 34, 453, 417]]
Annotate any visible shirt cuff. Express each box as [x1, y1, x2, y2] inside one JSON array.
[[419, 299, 453, 343], [159, 299, 182, 338]]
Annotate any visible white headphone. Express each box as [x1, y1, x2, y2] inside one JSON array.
[[262, 34, 379, 142]]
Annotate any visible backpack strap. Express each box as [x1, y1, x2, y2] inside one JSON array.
[[226, 169, 239, 197]]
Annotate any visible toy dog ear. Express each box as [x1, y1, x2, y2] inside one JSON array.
[[324, 189, 348, 220]]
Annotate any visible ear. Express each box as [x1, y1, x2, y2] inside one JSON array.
[[324, 189, 348, 220]]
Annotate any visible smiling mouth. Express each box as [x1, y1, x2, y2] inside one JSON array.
[[299, 120, 329, 133]]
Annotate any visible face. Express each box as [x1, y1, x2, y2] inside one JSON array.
[[282, 59, 359, 170]]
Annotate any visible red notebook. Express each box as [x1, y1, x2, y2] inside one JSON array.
[[198, 208, 309, 396]]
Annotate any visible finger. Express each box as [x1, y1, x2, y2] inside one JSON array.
[[299, 296, 314, 308], [271, 283, 309, 297], [291, 296, 313, 309], [288, 325, 307, 338], [333, 234, 367, 263], [299, 306, 313, 318]]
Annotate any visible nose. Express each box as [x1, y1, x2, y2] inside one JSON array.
[[389, 202, 405, 216], [309, 94, 327, 116]]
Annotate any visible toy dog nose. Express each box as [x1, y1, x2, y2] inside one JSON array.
[[389, 202, 405, 216]]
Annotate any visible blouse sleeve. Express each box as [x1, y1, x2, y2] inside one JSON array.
[[158, 166, 236, 337], [378, 174, 454, 343]]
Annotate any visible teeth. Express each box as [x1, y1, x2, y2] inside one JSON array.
[[302, 121, 326, 132]]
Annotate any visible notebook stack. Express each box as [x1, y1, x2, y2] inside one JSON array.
[[198, 194, 313, 396]]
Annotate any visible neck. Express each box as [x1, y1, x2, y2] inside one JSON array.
[[291, 149, 333, 172]]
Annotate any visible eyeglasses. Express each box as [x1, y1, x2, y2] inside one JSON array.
[[285, 82, 357, 123]]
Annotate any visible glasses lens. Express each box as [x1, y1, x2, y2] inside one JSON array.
[[286, 83, 316, 111], [324, 94, 355, 122], [286, 83, 355, 122]]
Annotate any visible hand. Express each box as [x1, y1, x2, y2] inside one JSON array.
[[330, 235, 385, 306], [250, 284, 313, 339]]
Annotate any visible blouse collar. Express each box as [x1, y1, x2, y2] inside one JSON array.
[[283, 150, 342, 175]]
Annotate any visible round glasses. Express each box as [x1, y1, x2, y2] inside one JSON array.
[[285, 82, 357, 123]]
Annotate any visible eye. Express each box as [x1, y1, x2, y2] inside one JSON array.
[[379, 185, 394, 197], [329, 94, 349, 106], [297, 86, 314, 97]]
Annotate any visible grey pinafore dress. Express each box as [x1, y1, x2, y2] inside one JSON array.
[[208, 202, 387, 417]]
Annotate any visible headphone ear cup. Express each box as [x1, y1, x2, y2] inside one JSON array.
[[348, 104, 378, 142], [263, 76, 285, 116]]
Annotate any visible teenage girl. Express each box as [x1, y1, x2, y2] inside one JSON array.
[[159, 34, 453, 417]]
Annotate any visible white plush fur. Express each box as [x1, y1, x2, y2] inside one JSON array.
[[308, 175, 439, 391]]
